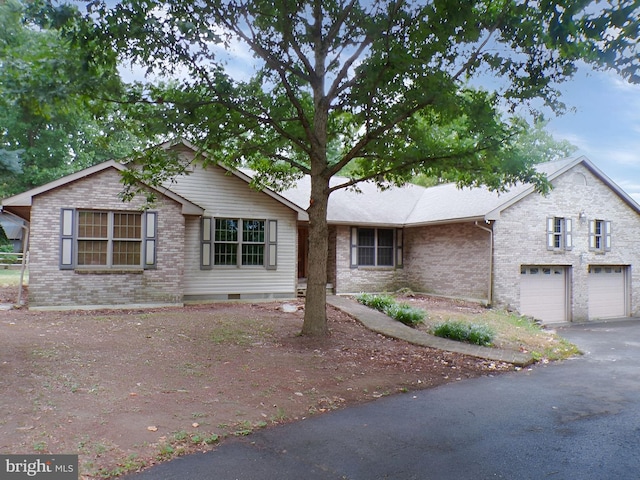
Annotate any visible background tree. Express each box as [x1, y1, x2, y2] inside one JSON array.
[[0, 0, 146, 198], [411, 118, 577, 187], [37, 0, 638, 336]]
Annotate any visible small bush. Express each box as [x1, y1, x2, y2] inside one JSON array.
[[356, 293, 425, 327], [384, 303, 425, 327], [432, 321, 495, 346], [355, 293, 395, 312]]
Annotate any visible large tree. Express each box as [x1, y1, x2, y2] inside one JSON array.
[[38, 0, 638, 335], [0, 0, 146, 197]]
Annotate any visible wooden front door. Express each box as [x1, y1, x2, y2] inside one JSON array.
[[297, 226, 309, 279]]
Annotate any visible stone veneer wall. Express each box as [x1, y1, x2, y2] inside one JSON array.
[[28, 168, 186, 309]]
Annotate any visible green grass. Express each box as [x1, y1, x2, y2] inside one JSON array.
[[418, 307, 580, 361], [0, 268, 28, 286], [209, 320, 271, 345], [432, 321, 495, 346]]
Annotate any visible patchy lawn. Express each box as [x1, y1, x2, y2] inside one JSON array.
[[395, 294, 580, 361], [0, 287, 575, 479]]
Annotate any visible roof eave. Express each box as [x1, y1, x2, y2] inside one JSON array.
[[403, 216, 488, 228], [1, 159, 205, 217], [580, 157, 640, 214]]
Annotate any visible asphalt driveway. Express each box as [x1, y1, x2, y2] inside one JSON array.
[[124, 319, 640, 480]]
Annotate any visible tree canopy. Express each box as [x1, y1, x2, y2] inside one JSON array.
[[30, 0, 639, 335], [0, 0, 146, 197]]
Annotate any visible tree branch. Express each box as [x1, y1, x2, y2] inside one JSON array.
[[328, 134, 516, 194]]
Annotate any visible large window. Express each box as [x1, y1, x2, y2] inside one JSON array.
[[60, 209, 156, 270], [201, 218, 277, 269], [546, 217, 572, 251], [350, 227, 400, 267]]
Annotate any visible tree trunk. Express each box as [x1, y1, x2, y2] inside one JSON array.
[[301, 172, 330, 336]]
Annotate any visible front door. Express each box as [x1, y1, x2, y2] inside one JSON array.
[[297, 226, 309, 279]]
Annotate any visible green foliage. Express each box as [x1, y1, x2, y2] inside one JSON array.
[[356, 294, 426, 327], [0, 227, 9, 246], [384, 303, 427, 328], [0, 244, 20, 265], [31, 0, 638, 336], [355, 293, 396, 312], [57, 0, 637, 197], [432, 321, 495, 347], [0, 0, 147, 197]]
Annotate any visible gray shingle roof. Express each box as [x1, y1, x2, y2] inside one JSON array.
[[277, 156, 640, 226]]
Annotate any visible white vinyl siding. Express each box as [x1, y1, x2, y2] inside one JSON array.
[[168, 163, 297, 297]]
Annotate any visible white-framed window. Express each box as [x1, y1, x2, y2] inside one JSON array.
[[60, 209, 157, 270], [201, 217, 277, 269], [350, 227, 401, 267], [546, 217, 572, 251], [589, 219, 611, 252]]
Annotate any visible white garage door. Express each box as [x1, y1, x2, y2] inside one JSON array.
[[520, 266, 567, 324], [588, 266, 626, 320]]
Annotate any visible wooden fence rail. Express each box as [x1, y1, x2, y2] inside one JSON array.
[[0, 251, 25, 268]]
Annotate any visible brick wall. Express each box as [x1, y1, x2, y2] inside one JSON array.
[[493, 164, 640, 321], [404, 222, 492, 300], [28, 168, 186, 309], [334, 225, 406, 294]]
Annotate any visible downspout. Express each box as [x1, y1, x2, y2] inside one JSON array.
[[474, 220, 493, 305], [17, 226, 29, 306]]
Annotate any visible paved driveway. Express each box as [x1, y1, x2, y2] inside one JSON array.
[[125, 320, 640, 480]]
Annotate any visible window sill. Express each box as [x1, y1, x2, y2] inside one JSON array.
[[74, 268, 144, 275], [354, 265, 396, 270]]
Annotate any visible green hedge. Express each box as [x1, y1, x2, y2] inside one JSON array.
[[355, 293, 426, 327], [432, 321, 495, 346]]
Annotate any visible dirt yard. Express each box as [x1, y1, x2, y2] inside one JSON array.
[[1, 287, 523, 478]]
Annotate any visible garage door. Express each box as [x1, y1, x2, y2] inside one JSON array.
[[520, 266, 567, 324], [588, 266, 626, 320]]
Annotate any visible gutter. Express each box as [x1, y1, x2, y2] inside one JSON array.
[[0, 208, 29, 306], [474, 220, 493, 305]]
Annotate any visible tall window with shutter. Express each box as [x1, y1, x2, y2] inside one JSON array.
[[202, 218, 276, 269], [350, 227, 397, 267], [546, 217, 572, 251], [589, 219, 611, 252]]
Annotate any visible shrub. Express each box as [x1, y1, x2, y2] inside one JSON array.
[[432, 321, 495, 346], [356, 293, 425, 327], [355, 293, 395, 312], [0, 244, 19, 265], [384, 303, 426, 327]]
